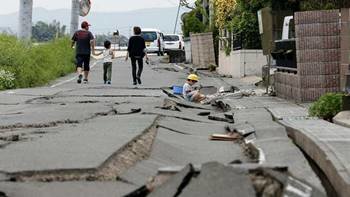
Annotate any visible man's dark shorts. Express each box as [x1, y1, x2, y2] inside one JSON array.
[[76, 54, 91, 71]]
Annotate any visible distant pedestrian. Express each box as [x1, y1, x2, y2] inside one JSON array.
[[96, 40, 115, 84], [126, 26, 149, 85], [71, 21, 97, 84]]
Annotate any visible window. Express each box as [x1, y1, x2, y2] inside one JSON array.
[[164, 35, 180, 41], [141, 32, 157, 41]]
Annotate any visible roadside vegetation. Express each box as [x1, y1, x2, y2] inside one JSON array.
[[182, 0, 350, 51], [0, 34, 75, 90], [309, 93, 345, 121]]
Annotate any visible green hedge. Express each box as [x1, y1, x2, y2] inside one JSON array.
[[309, 93, 344, 121], [0, 35, 75, 90]]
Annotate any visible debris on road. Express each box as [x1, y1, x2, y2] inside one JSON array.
[[125, 162, 326, 197], [208, 115, 234, 123], [209, 133, 240, 141], [226, 123, 256, 137]]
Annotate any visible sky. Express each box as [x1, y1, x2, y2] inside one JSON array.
[[0, 0, 195, 14]]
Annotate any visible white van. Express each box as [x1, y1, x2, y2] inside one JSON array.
[[164, 34, 185, 51], [141, 28, 165, 56]]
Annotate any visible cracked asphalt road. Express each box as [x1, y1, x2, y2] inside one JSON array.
[[0, 56, 327, 197], [0, 56, 251, 196]]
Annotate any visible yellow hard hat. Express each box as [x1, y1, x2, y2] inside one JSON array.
[[187, 74, 199, 81]]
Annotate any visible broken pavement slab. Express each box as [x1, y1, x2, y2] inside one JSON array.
[[0, 114, 159, 178], [226, 122, 256, 137], [0, 181, 136, 197], [232, 104, 325, 193], [148, 164, 195, 197], [280, 118, 350, 197], [179, 162, 256, 197], [118, 112, 248, 187]]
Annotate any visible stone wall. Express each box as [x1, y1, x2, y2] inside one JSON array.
[[275, 10, 341, 102], [190, 32, 216, 68]]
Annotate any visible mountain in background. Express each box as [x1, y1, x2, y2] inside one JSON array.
[[0, 7, 189, 37]]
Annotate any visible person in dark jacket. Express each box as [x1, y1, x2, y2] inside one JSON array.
[[126, 26, 149, 85]]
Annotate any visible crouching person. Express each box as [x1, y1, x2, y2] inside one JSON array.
[[183, 74, 206, 103]]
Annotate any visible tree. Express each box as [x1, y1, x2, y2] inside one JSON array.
[[32, 20, 67, 42], [214, 0, 236, 29], [181, 0, 208, 37]]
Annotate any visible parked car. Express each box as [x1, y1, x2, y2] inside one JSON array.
[[141, 28, 165, 56], [164, 34, 184, 52]]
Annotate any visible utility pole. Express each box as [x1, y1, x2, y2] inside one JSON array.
[[202, 0, 208, 25], [70, 0, 79, 36], [209, 0, 215, 29], [174, 0, 181, 34], [18, 0, 33, 40]]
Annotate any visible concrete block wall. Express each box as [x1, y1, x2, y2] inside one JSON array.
[[276, 10, 341, 102], [190, 32, 216, 68]]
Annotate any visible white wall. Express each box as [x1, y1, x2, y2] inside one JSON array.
[[184, 40, 192, 63], [218, 49, 267, 78]]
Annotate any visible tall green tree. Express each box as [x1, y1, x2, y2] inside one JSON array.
[[181, 0, 208, 37], [32, 20, 67, 42]]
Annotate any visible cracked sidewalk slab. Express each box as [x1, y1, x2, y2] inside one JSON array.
[[232, 106, 325, 193], [280, 118, 350, 197]]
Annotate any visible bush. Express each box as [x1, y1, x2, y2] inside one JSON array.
[[0, 69, 15, 90], [309, 93, 344, 121], [0, 35, 75, 89]]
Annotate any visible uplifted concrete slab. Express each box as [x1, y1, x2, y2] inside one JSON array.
[[267, 105, 309, 120], [0, 181, 136, 197], [119, 125, 247, 186], [179, 162, 255, 197], [234, 106, 325, 192], [280, 118, 350, 197], [158, 117, 225, 136], [156, 127, 245, 164], [0, 114, 158, 173]]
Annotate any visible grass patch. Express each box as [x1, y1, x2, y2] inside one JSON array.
[[0, 34, 75, 90]]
